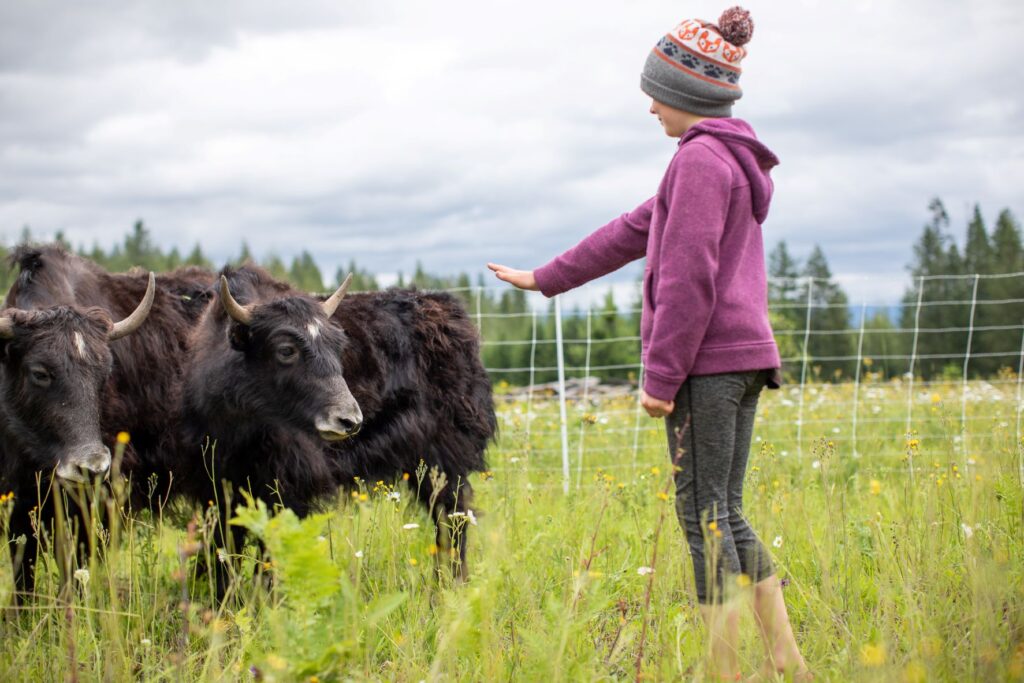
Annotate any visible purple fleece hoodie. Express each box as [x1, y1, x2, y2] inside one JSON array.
[[534, 118, 781, 401]]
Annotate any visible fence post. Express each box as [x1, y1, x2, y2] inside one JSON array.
[[576, 304, 593, 489], [852, 301, 867, 458], [961, 274, 980, 466], [905, 276, 925, 435], [554, 295, 571, 494], [1017, 326, 1024, 489], [796, 277, 814, 459]]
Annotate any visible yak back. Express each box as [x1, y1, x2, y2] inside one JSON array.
[[328, 287, 496, 488]]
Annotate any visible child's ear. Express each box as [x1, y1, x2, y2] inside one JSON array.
[[228, 323, 250, 352]]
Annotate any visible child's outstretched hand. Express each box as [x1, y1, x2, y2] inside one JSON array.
[[487, 263, 539, 291], [641, 390, 674, 418]]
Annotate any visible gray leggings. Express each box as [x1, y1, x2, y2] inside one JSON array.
[[665, 369, 775, 603]]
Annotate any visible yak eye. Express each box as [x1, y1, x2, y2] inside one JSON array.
[[275, 343, 299, 365], [28, 365, 52, 387]]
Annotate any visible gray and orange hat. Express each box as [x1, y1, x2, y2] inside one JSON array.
[[640, 6, 754, 117]]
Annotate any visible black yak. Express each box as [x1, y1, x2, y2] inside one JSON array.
[[0, 245, 214, 594], [178, 264, 496, 578]]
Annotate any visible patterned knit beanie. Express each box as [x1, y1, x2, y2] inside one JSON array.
[[640, 6, 754, 117]]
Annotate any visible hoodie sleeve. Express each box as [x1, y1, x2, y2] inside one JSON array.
[[642, 142, 732, 401], [533, 196, 654, 297]]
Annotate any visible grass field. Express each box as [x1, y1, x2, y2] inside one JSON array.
[[0, 377, 1022, 681]]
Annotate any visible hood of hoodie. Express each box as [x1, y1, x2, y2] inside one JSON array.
[[679, 118, 779, 224]]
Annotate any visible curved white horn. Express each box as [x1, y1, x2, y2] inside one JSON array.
[[109, 272, 156, 340], [322, 273, 353, 317], [220, 275, 254, 325]]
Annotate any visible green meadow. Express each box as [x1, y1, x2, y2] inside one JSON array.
[[0, 377, 1021, 682]]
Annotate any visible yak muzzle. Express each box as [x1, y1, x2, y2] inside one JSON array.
[[55, 444, 112, 483], [315, 404, 363, 442]]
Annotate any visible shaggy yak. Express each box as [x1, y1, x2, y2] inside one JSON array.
[[0, 245, 215, 595], [178, 264, 496, 580]]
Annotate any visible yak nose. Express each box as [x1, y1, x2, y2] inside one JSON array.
[[315, 405, 363, 442], [55, 444, 112, 483]]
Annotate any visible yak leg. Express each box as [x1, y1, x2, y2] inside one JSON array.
[[426, 479, 475, 583], [9, 513, 38, 604]]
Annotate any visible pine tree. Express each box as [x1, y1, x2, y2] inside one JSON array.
[[289, 251, 324, 293], [768, 241, 801, 323], [902, 199, 961, 379], [800, 245, 853, 380]]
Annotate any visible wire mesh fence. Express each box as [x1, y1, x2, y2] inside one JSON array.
[[445, 272, 1024, 491]]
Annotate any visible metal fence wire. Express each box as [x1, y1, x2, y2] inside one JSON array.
[[444, 272, 1024, 492]]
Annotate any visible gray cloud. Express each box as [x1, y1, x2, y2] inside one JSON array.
[[0, 0, 1021, 306]]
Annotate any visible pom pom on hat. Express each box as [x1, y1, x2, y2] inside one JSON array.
[[717, 6, 754, 46]]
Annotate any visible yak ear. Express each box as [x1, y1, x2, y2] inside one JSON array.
[[228, 321, 250, 352]]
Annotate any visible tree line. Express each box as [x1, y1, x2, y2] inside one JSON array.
[[2, 199, 1021, 384]]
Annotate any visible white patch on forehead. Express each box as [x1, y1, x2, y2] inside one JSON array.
[[73, 331, 86, 358], [307, 319, 322, 339]]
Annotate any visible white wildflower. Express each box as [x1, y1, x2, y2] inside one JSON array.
[[140, 638, 152, 648], [509, 457, 520, 464], [217, 548, 229, 563], [354, 550, 364, 559], [637, 566, 654, 576], [832, 427, 841, 433], [387, 491, 401, 502], [402, 523, 420, 530], [73, 568, 90, 586], [773, 536, 783, 548], [961, 523, 973, 539], [811, 460, 821, 470]]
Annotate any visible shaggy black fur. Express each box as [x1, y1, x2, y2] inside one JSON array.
[[0, 245, 215, 593], [179, 265, 496, 577]]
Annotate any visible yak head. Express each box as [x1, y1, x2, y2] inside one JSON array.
[[0, 274, 155, 484], [214, 271, 362, 443]]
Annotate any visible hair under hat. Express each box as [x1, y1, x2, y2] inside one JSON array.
[[640, 6, 754, 117]]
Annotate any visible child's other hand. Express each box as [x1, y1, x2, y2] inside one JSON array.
[[487, 263, 539, 291], [641, 390, 674, 418]]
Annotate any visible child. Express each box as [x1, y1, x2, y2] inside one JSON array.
[[487, 7, 810, 680]]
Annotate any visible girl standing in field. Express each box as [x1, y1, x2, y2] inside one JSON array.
[[488, 7, 810, 680]]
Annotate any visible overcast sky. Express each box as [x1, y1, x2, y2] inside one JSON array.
[[1, 0, 1021, 304]]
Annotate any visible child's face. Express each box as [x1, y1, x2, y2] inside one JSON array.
[[649, 99, 694, 138]]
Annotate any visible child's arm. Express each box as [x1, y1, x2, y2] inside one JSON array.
[[642, 143, 732, 402], [530, 197, 655, 296]]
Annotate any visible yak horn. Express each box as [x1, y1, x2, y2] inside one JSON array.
[[0, 316, 13, 339], [109, 272, 156, 341], [220, 275, 254, 325], [322, 273, 353, 317]]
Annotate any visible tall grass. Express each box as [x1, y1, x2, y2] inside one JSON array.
[[0, 377, 1021, 681]]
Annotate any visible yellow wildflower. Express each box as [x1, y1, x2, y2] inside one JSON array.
[[656, 491, 669, 501], [116, 431, 130, 444], [859, 643, 886, 667], [869, 480, 881, 495], [902, 662, 926, 683]]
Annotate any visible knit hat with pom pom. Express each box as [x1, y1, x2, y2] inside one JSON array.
[[641, 6, 754, 117]]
